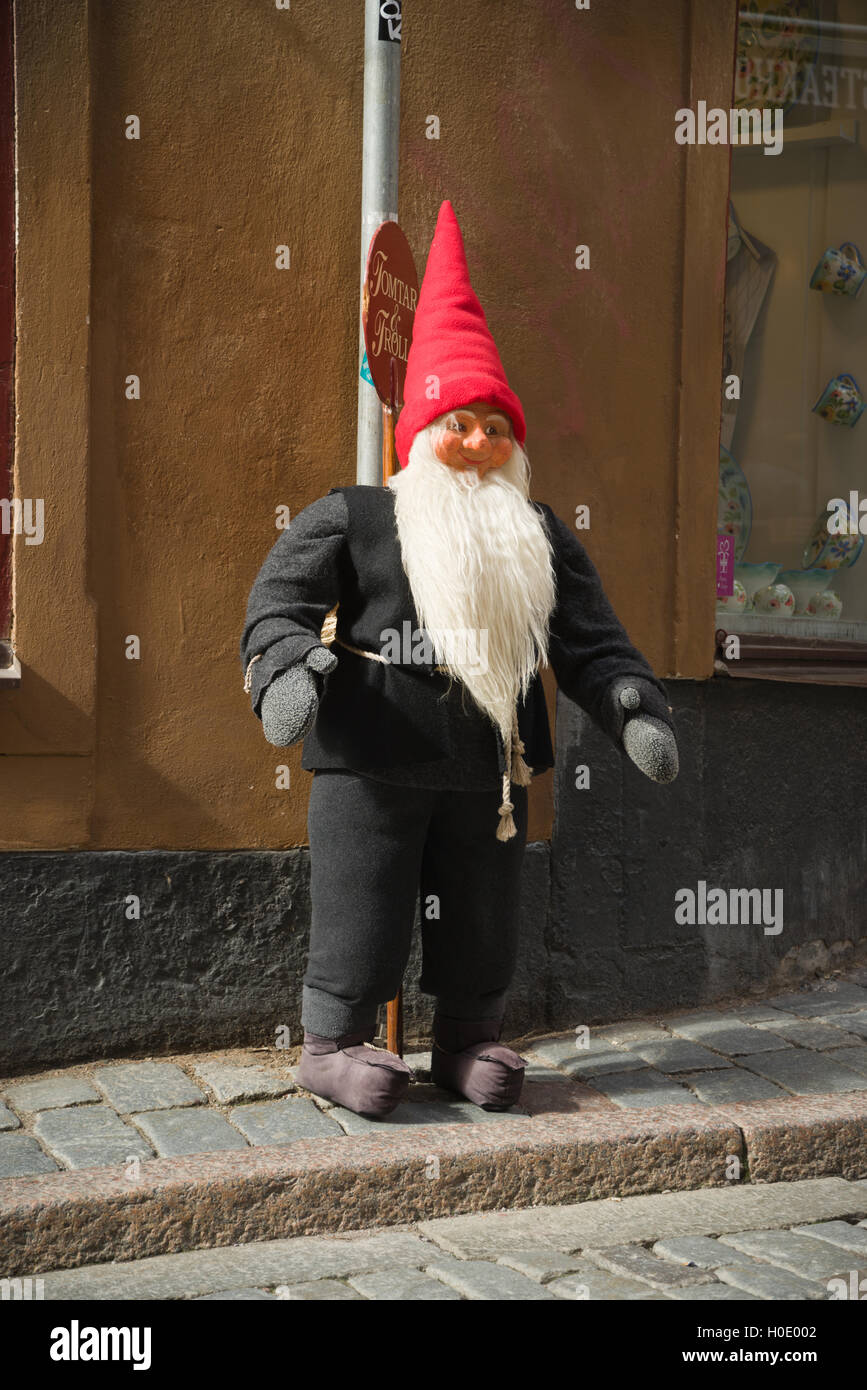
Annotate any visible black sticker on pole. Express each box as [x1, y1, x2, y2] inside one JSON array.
[[378, 1, 401, 42]]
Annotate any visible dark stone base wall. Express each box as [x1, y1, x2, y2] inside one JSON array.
[[549, 677, 867, 1028], [1, 851, 313, 1075], [2, 679, 865, 1074]]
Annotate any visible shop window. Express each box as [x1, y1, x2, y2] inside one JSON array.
[[717, 0, 867, 682]]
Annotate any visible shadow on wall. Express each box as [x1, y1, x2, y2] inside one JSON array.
[[0, 664, 93, 758]]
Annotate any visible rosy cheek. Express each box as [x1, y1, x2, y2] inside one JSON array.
[[433, 433, 457, 464], [492, 438, 513, 465]]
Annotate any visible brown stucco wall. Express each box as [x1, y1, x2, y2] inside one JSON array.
[[3, 0, 733, 851]]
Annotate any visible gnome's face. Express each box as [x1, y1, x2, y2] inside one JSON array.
[[432, 400, 514, 481]]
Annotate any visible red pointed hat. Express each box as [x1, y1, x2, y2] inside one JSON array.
[[394, 200, 526, 467]]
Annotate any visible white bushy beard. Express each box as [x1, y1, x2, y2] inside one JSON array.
[[388, 422, 557, 747]]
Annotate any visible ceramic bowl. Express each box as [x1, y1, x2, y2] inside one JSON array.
[[812, 373, 866, 428], [806, 589, 843, 619], [803, 505, 864, 570], [734, 562, 782, 608], [777, 568, 832, 614], [809, 242, 867, 298], [753, 583, 795, 617], [716, 579, 748, 614]]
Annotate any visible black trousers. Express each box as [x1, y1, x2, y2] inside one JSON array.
[[301, 770, 529, 1038]]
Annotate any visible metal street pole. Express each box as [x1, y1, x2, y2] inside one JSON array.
[[356, 0, 402, 486]]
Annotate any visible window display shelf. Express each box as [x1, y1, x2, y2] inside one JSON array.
[[734, 116, 859, 152], [718, 611, 867, 642], [715, 624, 867, 687]]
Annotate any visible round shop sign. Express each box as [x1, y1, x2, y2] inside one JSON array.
[[362, 221, 419, 408]]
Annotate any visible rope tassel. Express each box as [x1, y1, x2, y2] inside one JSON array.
[[320, 603, 339, 647], [510, 733, 533, 787], [497, 769, 516, 841], [497, 710, 533, 839]]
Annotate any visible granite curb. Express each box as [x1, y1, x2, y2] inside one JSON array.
[[2, 1091, 866, 1276], [714, 1092, 867, 1183]]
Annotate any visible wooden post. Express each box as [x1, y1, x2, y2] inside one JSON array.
[[386, 978, 403, 1057], [382, 402, 397, 483], [382, 397, 403, 1057]]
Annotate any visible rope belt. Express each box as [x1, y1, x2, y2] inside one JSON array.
[[321, 605, 532, 841], [244, 608, 532, 840]]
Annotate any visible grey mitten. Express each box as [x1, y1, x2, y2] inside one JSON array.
[[260, 646, 338, 747], [609, 678, 679, 785]]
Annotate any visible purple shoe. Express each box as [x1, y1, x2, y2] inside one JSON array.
[[296, 1028, 412, 1119], [431, 1014, 526, 1111]]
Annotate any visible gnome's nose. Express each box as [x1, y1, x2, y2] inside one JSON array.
[[462, 427, 489, 454]]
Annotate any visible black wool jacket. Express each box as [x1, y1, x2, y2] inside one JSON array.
[[240, 485, 673, 776]]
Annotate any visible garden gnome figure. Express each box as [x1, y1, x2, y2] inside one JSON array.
[[241, 200, 678, 1119]]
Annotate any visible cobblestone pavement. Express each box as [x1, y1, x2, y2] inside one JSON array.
[[31, 1178, 867, 1300], [2, 971, 867, 1177]]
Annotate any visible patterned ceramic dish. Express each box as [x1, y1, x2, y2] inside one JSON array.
[[777, 568, 832, 614], [803, 505, 864, 570], [719, 447, 753, 562], [716, 579, 748, 614], [806, 590, 843, 619], [809, 243, 867, 298], [812, 373, 865, 428], [753, 583, 795, 617]]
